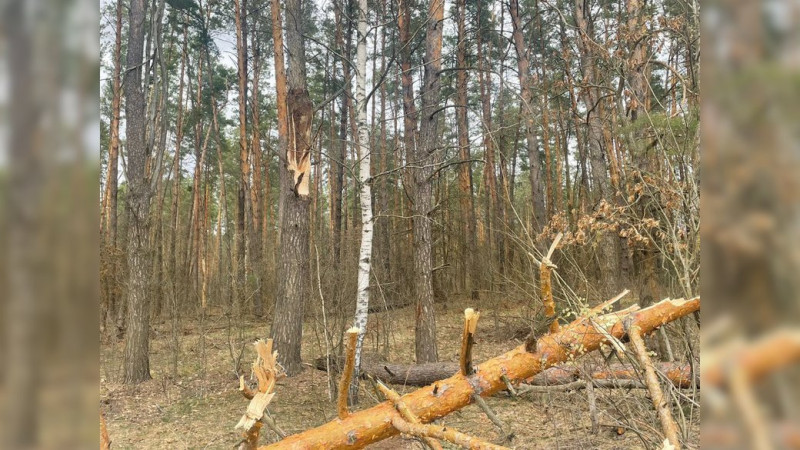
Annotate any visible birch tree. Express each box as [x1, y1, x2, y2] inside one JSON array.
[[349, 0, 373, 404]]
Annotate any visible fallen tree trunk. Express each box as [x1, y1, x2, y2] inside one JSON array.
[[316, 357, 695, 389], [314, 357, 460, 386], [264, 297, 699, 449], [530, 361, 696, 389]]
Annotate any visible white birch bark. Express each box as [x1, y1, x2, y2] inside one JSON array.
[[350, 0, 373, 402]]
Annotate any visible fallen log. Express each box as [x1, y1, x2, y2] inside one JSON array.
[[263, 297, 699, 449], [532, 360, 696, 388], [315, 357, 694, 389], [313, 357, 460, 386]]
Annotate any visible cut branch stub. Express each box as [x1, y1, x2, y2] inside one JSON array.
[[460, 308, 480, 376], [540, 263, 558, 333], [338, 328, 360, 419], [541, 232, 561, 333]]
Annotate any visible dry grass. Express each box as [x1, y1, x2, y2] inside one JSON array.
[[100, 296, 699, 449]]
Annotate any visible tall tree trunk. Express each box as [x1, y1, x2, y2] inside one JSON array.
[[123, 0, 152, 384], [234, 0, 250, 319], [397, 0, 418, 304], [509, 0, 546, 233], [250, 4, 265, 317], [412, 0, 445, 363], [350, 0, 373, 403], [477, 0, 498, 268], [188, 49, 208, 295], [495, 4, 508, 278], [4, 0, 41, 440], [574, 0, 622, 300], [331, 0, 354, 265], [168, 21, 187, 378], [101, 0, 123, 335], [454, 0, 476, 295], [272, 0, 313, 375], [376, 1, 391, 289]]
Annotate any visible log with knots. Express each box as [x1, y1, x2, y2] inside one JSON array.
[[232, 294, 700, 449]]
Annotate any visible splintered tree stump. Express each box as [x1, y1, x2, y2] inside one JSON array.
[[264, 297, 699, 449], [236, 339, 285, 449]]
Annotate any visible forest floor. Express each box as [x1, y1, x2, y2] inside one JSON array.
[[100, 295, 699, 449]]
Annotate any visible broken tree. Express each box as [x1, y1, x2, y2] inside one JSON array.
[[262, 296, 699, 448], [236, 339, 286, 449]]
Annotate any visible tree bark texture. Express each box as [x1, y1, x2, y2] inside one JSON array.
[[123, 0, 153, 384], [351, 0, 374, 402], [412, 0, 445, 364], [234, 0, 250, 318], [509, 0, 546, 232], [272, 0, 313, 376], [455, 0, 476, 294]]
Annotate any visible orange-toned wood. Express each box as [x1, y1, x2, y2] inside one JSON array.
[[262, 297, 699, 449]]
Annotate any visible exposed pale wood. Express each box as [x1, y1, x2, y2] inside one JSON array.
[[263, 297, 699, 449], [236, 339, 285, 449], [338, 328, 359, 419], [629, 325, 681, 449], [391, 416, 510, 450]]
